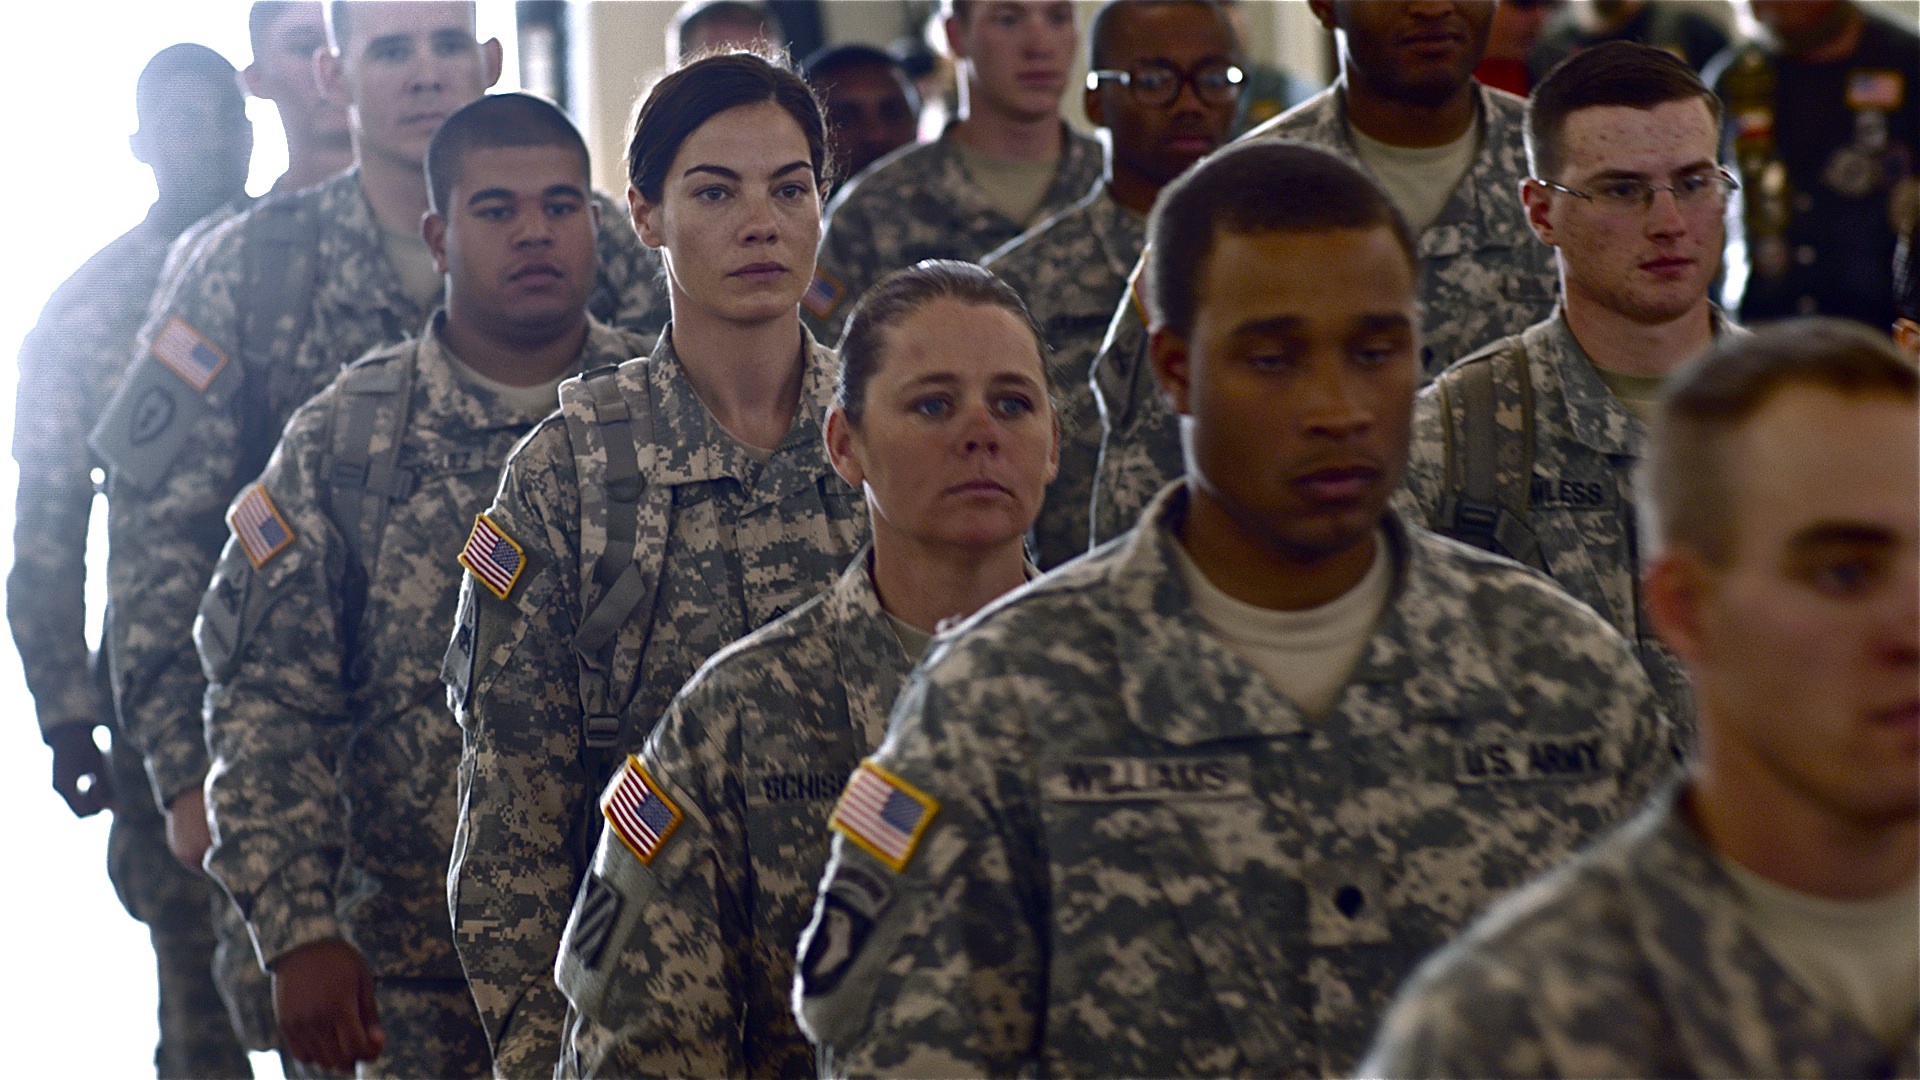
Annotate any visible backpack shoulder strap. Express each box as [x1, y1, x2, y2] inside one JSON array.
[[560, 365, 670, 788], [1435, 342, 1544, 569], [237, 194, 323, 482], [321, 347, 420, 674]]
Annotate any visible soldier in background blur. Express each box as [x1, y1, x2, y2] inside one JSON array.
[[803, 43, 921, 193], [1530, 1, 1730, 82], [1711, 0, 1920, 329], [1474, 0, 1563, 96], [1895, 218, 1919, 359], [669, 0, 781, 65], [985, 0, 1239, 568], [10, 44, 257, 1080]]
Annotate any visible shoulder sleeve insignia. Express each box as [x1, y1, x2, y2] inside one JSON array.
[[803, 267, 845, 320], [151, 317, 230, 393], [458, 513, 525, 600], [830, 761, 939, 873], [228, 483, 296, 568], [602, 756, 683, 865]]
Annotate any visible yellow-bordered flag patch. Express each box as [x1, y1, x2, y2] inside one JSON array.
[[152, 317, 229, 392], [228, 483, 295, 568], [803, 267, 845, 320], [459, 513, 524, 600], [830, 762, 939, 873], [603, 756, 682, 865]]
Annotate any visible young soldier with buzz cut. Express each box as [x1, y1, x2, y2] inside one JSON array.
[[985, 0, 1240, 569], [1362, 319, 1918, 1079], [1399, 41, 1746, 752], [802, 0, 1104, 343], [1087, 0, 1560, 551], [196, 93, 650, 1077], [92, 0, 668, 898], [795, 141, 1669, 1078]]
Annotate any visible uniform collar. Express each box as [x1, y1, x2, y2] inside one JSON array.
[[419, 311, 642, 430], [824, 547, 916, 752], [1545, 304, 1739, 458], [638, 323, 838, 504], [313, 167, 434, 329], [930, 119, 1104, 231], [1084, 184, 1151, 281]]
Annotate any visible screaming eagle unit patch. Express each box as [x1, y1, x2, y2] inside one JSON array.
[[459, 512, 524, 600], [228, 483, 295, 568], [829, 762, 938, 873]]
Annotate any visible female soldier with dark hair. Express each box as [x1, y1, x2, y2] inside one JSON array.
[[550, 260, 1059, 1077], [444, 50, 867, 1077]]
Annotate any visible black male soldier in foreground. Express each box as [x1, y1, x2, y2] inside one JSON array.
[[796, 141, 1668, 1078], [197, 94, 649, 1077], [1363, 319, 1918, 1079]]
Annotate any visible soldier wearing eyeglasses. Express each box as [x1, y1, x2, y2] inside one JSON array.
[[984, 0, 1240, 569], [1399, 42, 1747, 753]]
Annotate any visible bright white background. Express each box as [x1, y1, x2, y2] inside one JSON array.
[[0, 3, 516, 1075]]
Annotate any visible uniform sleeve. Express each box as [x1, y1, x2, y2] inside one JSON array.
[[1396, 385, 1450, 528], [802, 187, 884, 347], [9, 283, 115, 738], [200, 399, 353, 967], [797, 661, 1049, 1078], [446, 426, 587, 1078], [558, 688, 754, 1079], [103, 229, 251, 809], [1356, 946, 1559, 1079]]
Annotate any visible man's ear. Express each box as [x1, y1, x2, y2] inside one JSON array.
[[423, 212, 449, 274], [1643, 549, 1713, 667], [823, 405, 867, 489], [481, 37, 505, 89], [1520, 178, 1558, 247], [1084, 80, 1107, 130], [1893, 318, 1920, 363], [241, 62, 266, 99], [316, 47, 350, 107], [943, 13, 968, 63], [1306, 0, 1338, 34], [1149, 324, 1195, 417], [628, 184, 664, 249]]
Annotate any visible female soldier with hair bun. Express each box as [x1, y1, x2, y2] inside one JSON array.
[[443, 50, 866, 1077], [550, 260, 1059, 1077]]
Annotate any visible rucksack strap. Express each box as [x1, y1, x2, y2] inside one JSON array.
[[237, 199, 321, 484], [1436, 347, 1545, 570], [322, 348, 420, 676]]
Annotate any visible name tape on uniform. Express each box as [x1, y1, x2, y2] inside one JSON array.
[[228, 483, 295, 568], [152, 317, 229, 393], [602, 756, 682, 865], [459, 513, 525, 600], [1041, 754, 1253, 802], [830, 762, 938, 873]]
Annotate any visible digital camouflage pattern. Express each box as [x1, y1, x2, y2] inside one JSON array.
[[1087, 80, 1560, 544], [797, 485, 1671, 1078], [552, 549, 910, 1078], [802, 122, 1104, 345], [1359, 781, 1920, 1079], [983, 185, 1147, 569], [1397, 307, 1744, 756], [446, 328, 866, 1077], [99, 167, 668, 813], [11, 201, 260, 1079], [197, 319, 645, 1072]]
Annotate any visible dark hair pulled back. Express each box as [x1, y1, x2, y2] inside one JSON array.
[[627, 49, 832, 204]]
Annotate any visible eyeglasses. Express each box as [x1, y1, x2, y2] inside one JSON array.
[[1087, 60, 1244, 107], [1533, 168, 1740, 214]]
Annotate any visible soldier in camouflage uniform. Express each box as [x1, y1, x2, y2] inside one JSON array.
[[91, 1, 668, 889], [196, 95, 644, 1079], [984, 0, 1237, 569], [10, 45, 257, 1080], [1088, 0, 1560, 545], [800, 0, 1102, 344], [444, 53, 866, 1077], [1362, 320, 1919, 1080], [552, 262, 1057, 1078], [1400, 44, 1749, 754], [795, 142, 1668, 1079]]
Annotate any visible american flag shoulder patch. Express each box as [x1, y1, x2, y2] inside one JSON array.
[[802, 267, 844, 320], [602, 756, 683, 866], [830, 761, 939, 873], [228, 483, 295, 568], [151, 317, 229, 392], [459, 513, 525, 600]]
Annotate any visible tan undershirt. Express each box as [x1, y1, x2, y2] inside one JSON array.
[[380, 222, 446, 311], [1348, 113, 1481, 235], [953, 139, 1062, 229], [1594, 366, 1666, 428], [446, 349, 575, 420], [885, 611, 933, 664], [1719, 856, 1920, 1049], [1174, 531, 1393, 718]]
